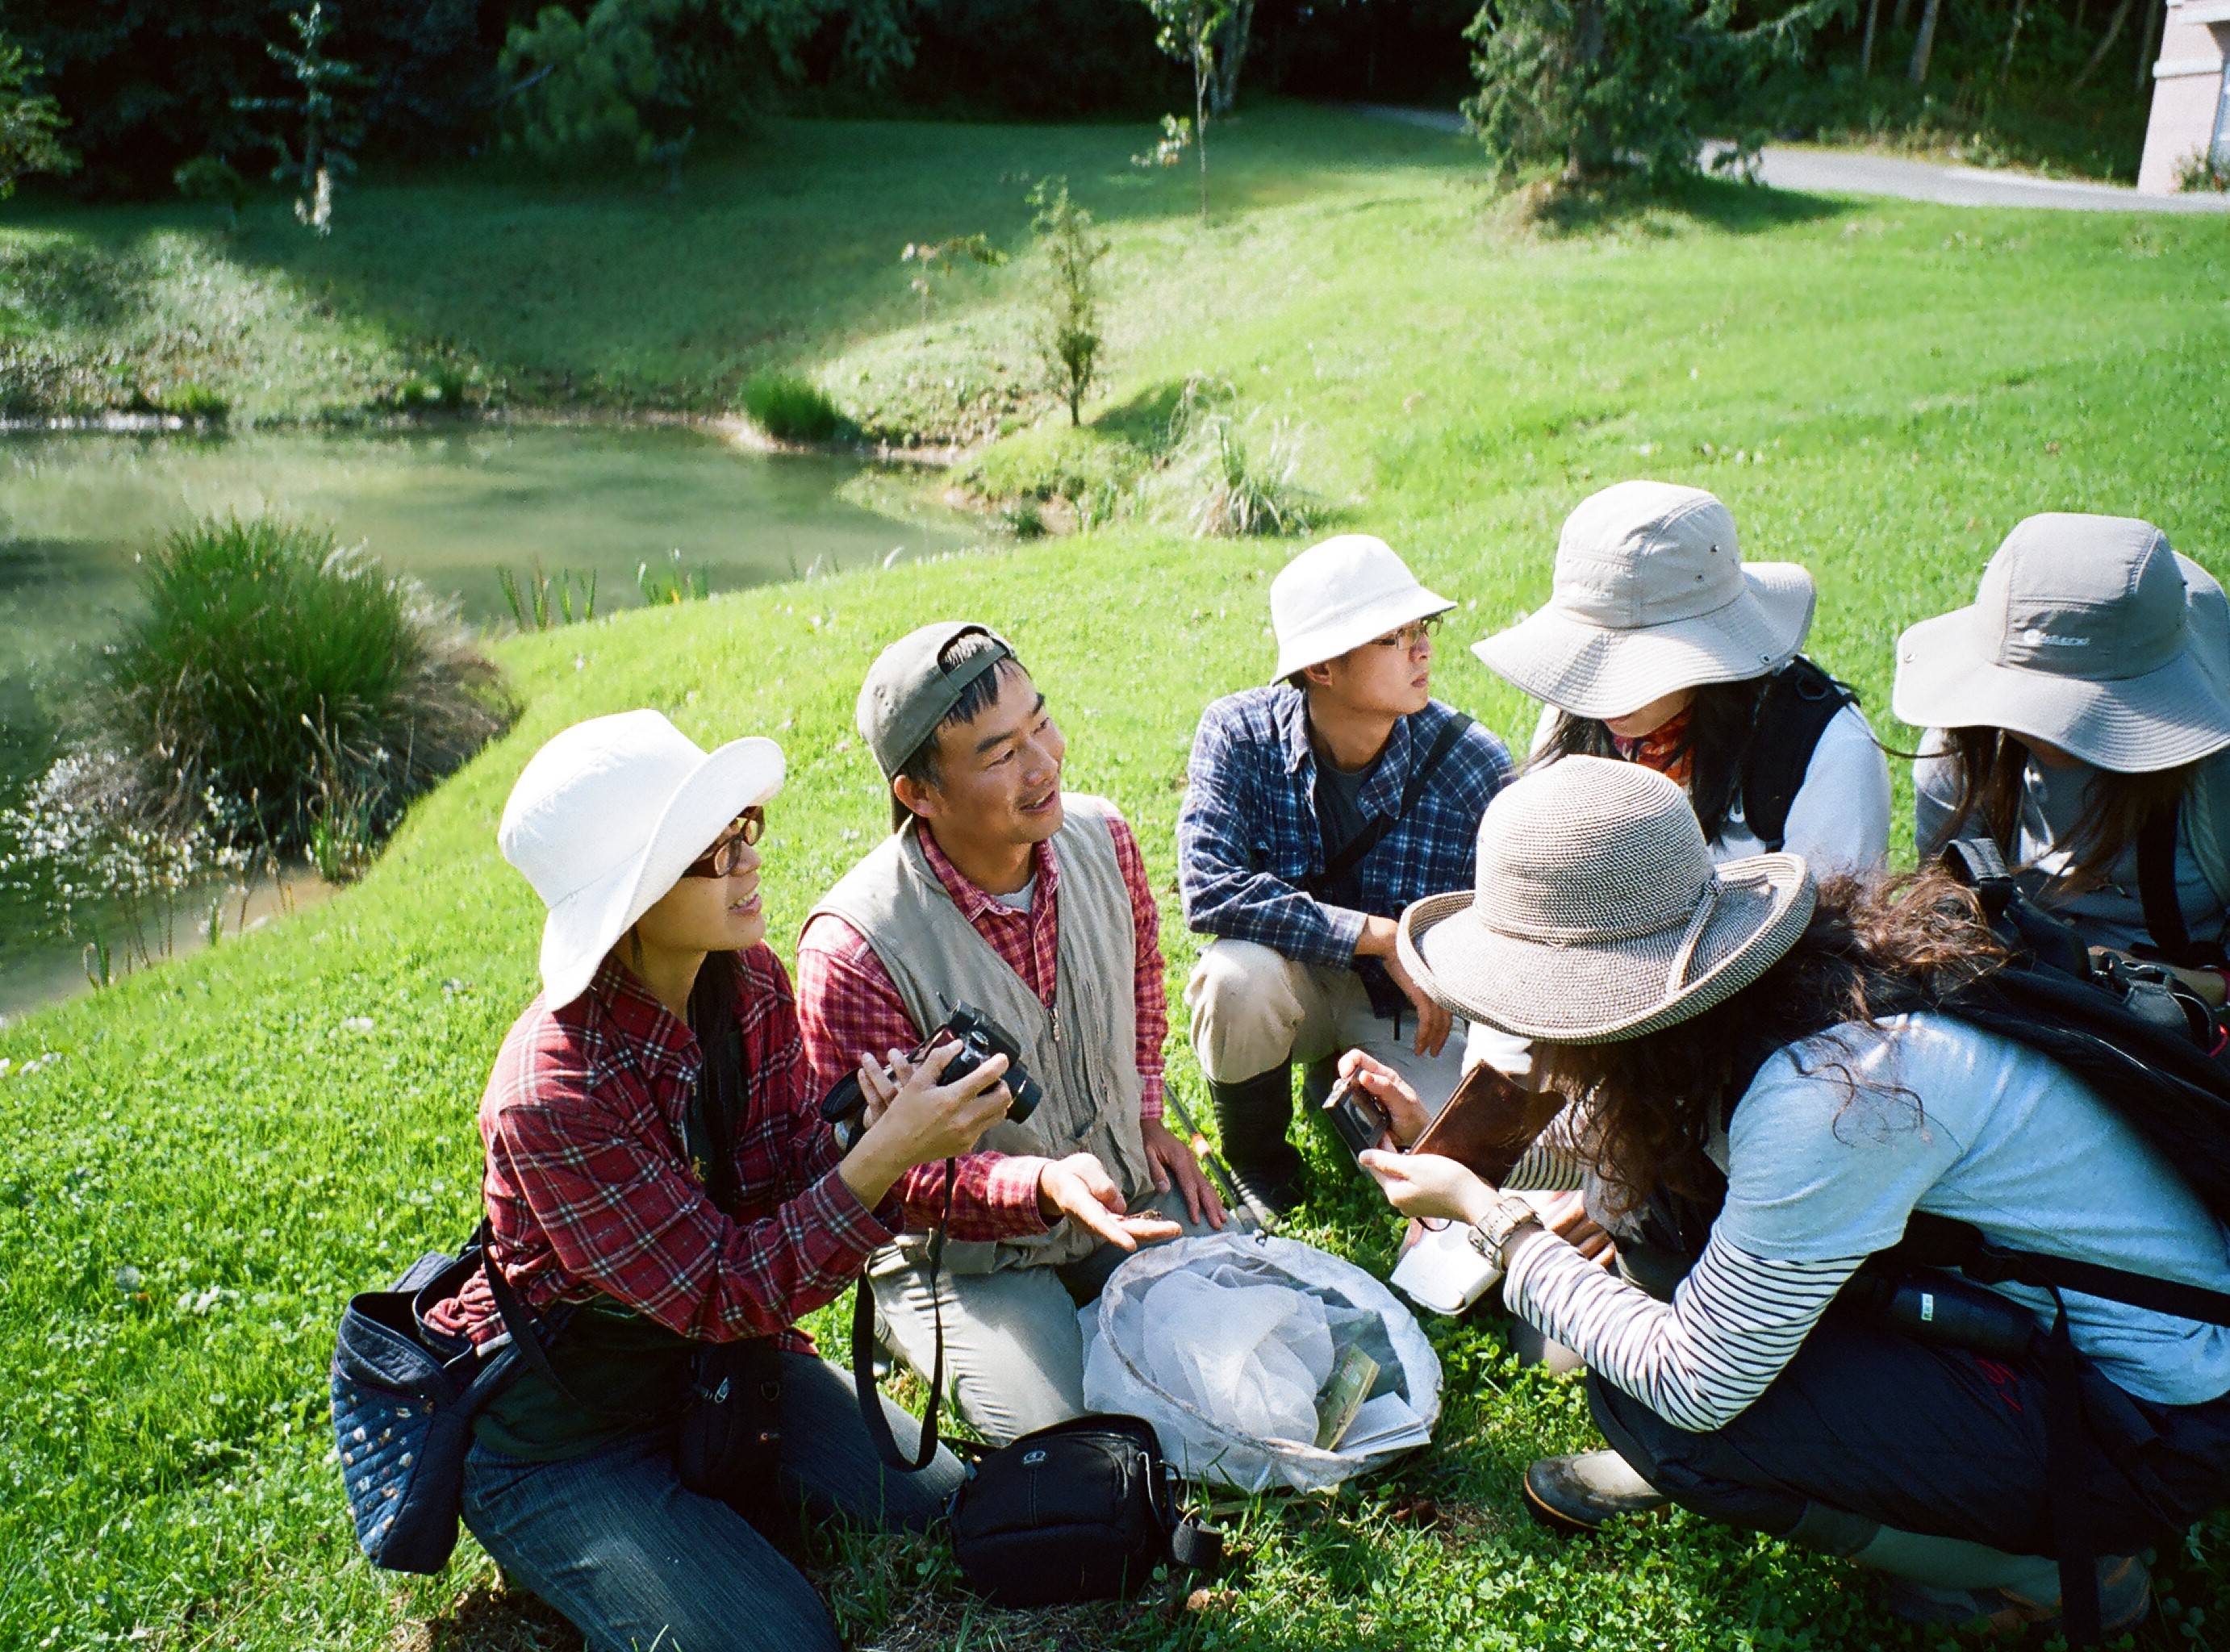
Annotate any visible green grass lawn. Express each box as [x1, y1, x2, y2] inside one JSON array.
[[4, 105, 2230, 1650]]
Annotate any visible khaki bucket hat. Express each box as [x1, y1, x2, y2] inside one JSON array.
[[1891, 514, 2230, 775], [1397, 756, 1816, 1045], [1472, 481, 1816, 720]]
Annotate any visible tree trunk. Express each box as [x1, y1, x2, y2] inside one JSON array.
[[2133, 0, 2164, 89], [1998, 0, 2029, 82], [1209, 0, 1255, 116], [1908, 0, 1944, 81], [1570, 0, 1610, 177], [1194, 34, 1210, 223], [2073, 0, 2132, 86], [1894, 0, 1915, 34], [1861, 0, 1881, 74]]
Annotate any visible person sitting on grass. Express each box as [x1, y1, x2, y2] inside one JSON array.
[[1474, 479, 1891, 875], [795, 623, 1219, 1450], [425, 709, 1155, 1652], [1176, 534, 1514, 1217], [1899, 511, 2230, 1012], [1353, 755, 2230, 1637]]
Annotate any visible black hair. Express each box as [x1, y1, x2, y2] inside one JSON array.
[[891, 630, 1025, 829], [1535, 675, 1769, 845]]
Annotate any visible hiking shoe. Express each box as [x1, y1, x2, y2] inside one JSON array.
[[1522, 1450, 1669, 1535], [1881, 1554, 2151, 1637]]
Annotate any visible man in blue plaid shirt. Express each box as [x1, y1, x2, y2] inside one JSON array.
[[1178, 536, 1514, 1215]]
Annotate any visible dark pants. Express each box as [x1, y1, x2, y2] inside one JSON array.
[[1590, 1311, 2230, 1558], [461, 1351, 963, 1652]]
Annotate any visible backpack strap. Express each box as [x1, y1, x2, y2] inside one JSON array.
[[1883, 1209, 2230, 1326], [1735, 657, 1854, 850], [1303, 711, 1476, 903], [2135, 798, 2226, 969]]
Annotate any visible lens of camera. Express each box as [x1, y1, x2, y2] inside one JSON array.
[[1004, 1070, 1044, 1124]]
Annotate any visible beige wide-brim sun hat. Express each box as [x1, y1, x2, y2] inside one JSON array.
[[1472, 480, 1815, 720], [498, 709, 785, 1008], [1892, 513, 2230, 775], [1397, 756, 1817, 1045]]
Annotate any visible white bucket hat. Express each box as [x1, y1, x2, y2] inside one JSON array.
[[1270, 534, 1454, 682], [1397, 756, 1816, 1045], [1891, 514, 2230, 775], [498, 710, 785, 1008], [1471, 481, 1816, 720]]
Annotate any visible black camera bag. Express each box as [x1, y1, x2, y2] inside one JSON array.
[[949, 1414, 1220, 1608]]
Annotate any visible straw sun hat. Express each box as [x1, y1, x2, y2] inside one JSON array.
[[1472, 481, 1815, 720], [1891, 513, 2230, 775], [1397, 756, 1817, 1045], [499, 709, 785, 1008]]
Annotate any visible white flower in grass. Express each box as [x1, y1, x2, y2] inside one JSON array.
[[340, 1016, 374, 1034]]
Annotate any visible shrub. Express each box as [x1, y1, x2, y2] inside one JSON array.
[[1027, 177, 1111, 428], [151, 382, 230, 422], [96, 515, 513, 866], [2178, 149, 2230, 194], [963, 424, 1146, 531], [1182, 415, 1313, 537], [741, 371, 851, 443]]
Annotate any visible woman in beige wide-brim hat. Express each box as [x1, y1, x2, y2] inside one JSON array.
[[1898, 512, 2230, 1010], [1473, 479, 1891, 874], [1338, 756, 2230, 1635], [419, 710, 1150, 1652]]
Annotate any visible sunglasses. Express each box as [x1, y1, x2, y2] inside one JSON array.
[[681, 807, 766, 878]]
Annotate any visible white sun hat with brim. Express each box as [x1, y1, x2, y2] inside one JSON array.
[[1471, 481, 1816, 720], [1891, 513, 2230, 776], [1270, 534, 1455, 682], [499, 709, 785, 1009], [1396, 756, 1816, 1045]]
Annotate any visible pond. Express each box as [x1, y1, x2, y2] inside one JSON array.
[[0, 421, 980, 1020]]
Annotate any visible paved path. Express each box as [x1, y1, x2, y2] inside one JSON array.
[[1354, 104, 2230, 214]]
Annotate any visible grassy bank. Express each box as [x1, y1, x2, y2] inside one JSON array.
[[3, 108, 2229, 1650]]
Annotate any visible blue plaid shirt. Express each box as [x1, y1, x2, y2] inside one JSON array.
[[1178, 686, 1514, 1016]]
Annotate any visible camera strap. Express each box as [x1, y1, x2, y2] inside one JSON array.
[[853, 1157, 956, 1472]]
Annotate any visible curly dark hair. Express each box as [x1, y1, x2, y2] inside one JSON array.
[[1537, 870, 2009, 1212]]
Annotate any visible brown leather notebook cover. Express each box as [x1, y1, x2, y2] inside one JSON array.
[[1408, 1063, 1568, 1187]]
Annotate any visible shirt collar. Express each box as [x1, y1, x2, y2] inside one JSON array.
[[916, 820, 1059, 922], [584, 953, 700, 1077]]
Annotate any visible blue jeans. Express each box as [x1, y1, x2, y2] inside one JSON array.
[[461, 1352, 963, 1652]]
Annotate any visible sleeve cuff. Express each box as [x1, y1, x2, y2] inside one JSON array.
[[816, 1166, 900, 1258], [1321, 903, 1368, 962], [983, 1154, 1054, 1233]]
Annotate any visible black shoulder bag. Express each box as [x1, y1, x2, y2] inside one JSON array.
[[673, 953, 790, 1525]]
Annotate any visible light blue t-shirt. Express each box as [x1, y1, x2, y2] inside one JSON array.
[[1713, 1012, 2230, 1406]]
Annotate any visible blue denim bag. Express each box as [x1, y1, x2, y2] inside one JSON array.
[[331, 1224, 532, 1573]]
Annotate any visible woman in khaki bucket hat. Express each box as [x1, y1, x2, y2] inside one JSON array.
[[1473, 479, 1891, 874], [1898, 513, 2230, 1011], [1338, 756, 2230, 1636]]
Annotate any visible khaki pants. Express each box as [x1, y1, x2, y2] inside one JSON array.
[[1183, 938, 1469, 1118], [867, 1186, 1228, 1449]]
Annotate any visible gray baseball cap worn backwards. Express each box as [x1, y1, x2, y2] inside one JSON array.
[[856, 621, 1017, 778]]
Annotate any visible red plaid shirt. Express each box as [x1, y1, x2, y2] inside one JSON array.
[[795, 809, 1167, 1122], [428, 948, 1048, 1354]]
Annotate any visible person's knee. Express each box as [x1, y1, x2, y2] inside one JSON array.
[[1584, 1374, 1806, 1535], [1187, 941, 1305, 1080]]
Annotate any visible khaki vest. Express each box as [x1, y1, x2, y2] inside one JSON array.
[[808, 793, 1152, 1272]]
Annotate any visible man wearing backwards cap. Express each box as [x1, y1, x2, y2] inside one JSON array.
[[795, 622, 1223, 1447], [1177, 534, 1514, 1216]]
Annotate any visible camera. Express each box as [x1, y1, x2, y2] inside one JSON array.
[[820, 1003, 1046, 1148], [1321, 1071, 1392, 1160]]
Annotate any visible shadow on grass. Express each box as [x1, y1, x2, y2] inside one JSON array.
[[1496, 169, 1847, 240], [400, 1582, 583, 1652]]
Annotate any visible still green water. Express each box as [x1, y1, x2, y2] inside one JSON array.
[[0, 421, 979, 1016]]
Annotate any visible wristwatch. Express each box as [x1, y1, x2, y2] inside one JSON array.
[[1467, 1192, 1543, 1266]]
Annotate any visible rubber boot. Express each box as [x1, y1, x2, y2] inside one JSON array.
[[1209, 1063, 1305, 1220], [1522, 1450, 1669, 1533]]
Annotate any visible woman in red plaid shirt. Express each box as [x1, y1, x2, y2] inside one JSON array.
[[428, 710, 1162, 1652]]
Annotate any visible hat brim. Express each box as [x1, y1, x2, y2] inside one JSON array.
[[1272, 587, 1457, 682], [1395, 853, 1817, 1045], [1891, 605, 2230, 775], [1471, 564, 1815, 720], [537, 736, 786, 1007]]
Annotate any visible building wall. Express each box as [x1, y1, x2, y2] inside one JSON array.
[[2139, 2, 2230, 193]]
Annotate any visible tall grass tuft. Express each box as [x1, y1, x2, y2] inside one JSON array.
[[1184, 415, 1315, 538], [98, 515, 515, 867], [741, 371, 852, 444]]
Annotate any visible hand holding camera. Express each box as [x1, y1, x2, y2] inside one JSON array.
[[832, 1037, 1018, 1212]]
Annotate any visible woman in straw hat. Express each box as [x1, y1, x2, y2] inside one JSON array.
[[422, 710, 1167, 1652], [1346, 756, 2230, 1634], [1898, 513, 2230, 1009], [1473, 479, 1891, 874]]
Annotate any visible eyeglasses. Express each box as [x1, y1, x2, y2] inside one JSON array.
[[682, 807, 766, 878], [1368, 615, 1443, 653]]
